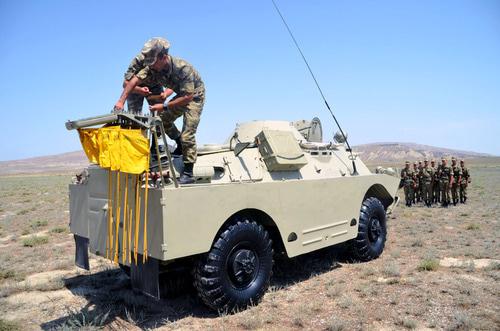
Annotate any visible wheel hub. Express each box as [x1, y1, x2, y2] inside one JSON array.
[[369, 218, 381, 242], [229, 249, 258, 287]]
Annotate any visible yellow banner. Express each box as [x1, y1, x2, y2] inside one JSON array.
[[78, 126, 149, 174]]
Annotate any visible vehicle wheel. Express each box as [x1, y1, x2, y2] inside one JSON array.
[[194, 219, 274, 312], [348, 197, 387, 262]]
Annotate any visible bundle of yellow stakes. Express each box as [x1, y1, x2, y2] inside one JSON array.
[[78, 126, 151, 265]]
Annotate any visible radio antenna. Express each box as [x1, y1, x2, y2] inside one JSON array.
[[271, 0, 358, 175]]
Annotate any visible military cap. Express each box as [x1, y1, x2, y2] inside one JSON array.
[[141, 37, 170, 66], [424, 158, 428, 162], [405, 161, 410, 164], [431, 159, 435, 162], [460, 159, 465, 163], [441, 157, 446, 161], [451, 156, 456, 161]]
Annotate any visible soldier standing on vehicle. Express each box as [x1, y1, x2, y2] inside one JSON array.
[[122, 39, 174, 115], [114, 37, 205, 185], [413, 162, 420, 203], [421, 159, 434, 207], [439, 158, 453, 207], [450, 157, 462, 206], [401, 161, 416, 207], [459, 159, 471, 203]]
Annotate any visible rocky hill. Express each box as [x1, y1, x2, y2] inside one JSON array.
[[353, 142, 492, 163], [0, 143, 494, 176]]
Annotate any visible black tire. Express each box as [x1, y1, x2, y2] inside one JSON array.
[[348, 197, 387, 262], [194, 219, 274, 312]]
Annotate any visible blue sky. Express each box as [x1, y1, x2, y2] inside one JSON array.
[[0, 0, 499, 161]]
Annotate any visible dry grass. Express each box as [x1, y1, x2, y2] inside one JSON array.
[[0, 160, 499, 330]]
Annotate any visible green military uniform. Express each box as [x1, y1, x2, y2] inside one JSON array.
[[431, 160, 440, 203], [460, 161, 470, 203], [439, 160, 452, 207], [137, 55, 205, 164], [421, 162, 434, 207], [124, 54, 164, 114], [413, 163, 420, 203], [450, 161, 462, 206], [401, 166, 416, 207]]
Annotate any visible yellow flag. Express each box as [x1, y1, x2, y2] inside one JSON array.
[[78, 126, 149, 174]]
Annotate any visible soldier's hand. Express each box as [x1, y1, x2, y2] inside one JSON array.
[[113, 101, 124, 113], [137, 86, 151, 96], [149, 103, 164, 113]]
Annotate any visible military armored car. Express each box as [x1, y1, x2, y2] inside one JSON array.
[[66, 112, 399, 311]]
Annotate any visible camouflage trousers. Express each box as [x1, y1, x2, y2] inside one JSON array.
[[127, 85, 163, 114], [440, 180, 450, 204], [422, 181, 433, 202], [460, 183, 468, 201], [404, 183, 414, 205], [451, 182, 459, 202], [160, 93, 205, 164], [433, 181, 440, 202]]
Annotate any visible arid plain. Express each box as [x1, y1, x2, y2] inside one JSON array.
[[0, 158, 498, 330]]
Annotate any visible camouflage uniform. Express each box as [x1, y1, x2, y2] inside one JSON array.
[[413, 163, 420, 203], [124, 54, 164, 114], [431, 160, 440, 203], [451, 161, 462, 205], [439, 160, 452, 207], [421, 162, 434, 207], [137, 55, 205, 164], [417, 161, 424, 202], [400, 164, 416, 207], [460, 161, 470, 203]]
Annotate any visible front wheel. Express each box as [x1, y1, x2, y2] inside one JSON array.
[[348, 197, 387, 262], [193, 219, 274, 312]]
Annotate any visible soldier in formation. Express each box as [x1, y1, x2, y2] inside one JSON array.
[[450, 157, 462, 206], [421, 159, 434, 207], [413, 162, 420, 203], [400, 161, 416, 207], [459, 159, 470, 203], [400, 157, 471, 208]]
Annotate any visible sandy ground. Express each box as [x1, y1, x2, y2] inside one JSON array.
[[0, 160, 498, 330]]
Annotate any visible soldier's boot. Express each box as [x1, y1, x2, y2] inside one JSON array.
[[178, 162, 195, 185], [464, 196, 467, 203], [172, 137, 183, 156], [453, 198, 457, 206]]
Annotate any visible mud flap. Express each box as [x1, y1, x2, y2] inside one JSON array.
[[130, 254, 160, 300], [74, 235, 90, 270]]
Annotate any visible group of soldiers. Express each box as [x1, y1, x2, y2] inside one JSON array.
[[400, 157, 471, 207]]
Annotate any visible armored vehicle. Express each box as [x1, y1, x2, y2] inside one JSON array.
[[66, 112, 399, 311]]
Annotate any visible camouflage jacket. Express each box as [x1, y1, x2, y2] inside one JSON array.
[[400, 168, 415, 185], [439, 165, 452, 181], [451, 166, 462, 182], [136, 55, 205, 98], [124, 54, 162, 87], [421, 166, 434, 183], [460, 167, 470, 184]]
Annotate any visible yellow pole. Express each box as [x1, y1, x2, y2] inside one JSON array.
[[122, 174, 129, 262], [134, 174, 140, 264], [106, 169, 113, 259], [113, 171, 121, 264], [143, 170, 149, 263], [128, 199, 133, 264]]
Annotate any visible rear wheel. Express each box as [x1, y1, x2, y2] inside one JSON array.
[[194, 219, 274, 312], [348, 197, 387, 261]]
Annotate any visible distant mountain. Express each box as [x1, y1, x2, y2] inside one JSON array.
[[0, 151, 87, 176], [0, 143, 494, 176], [353, 142, 492, 163]]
